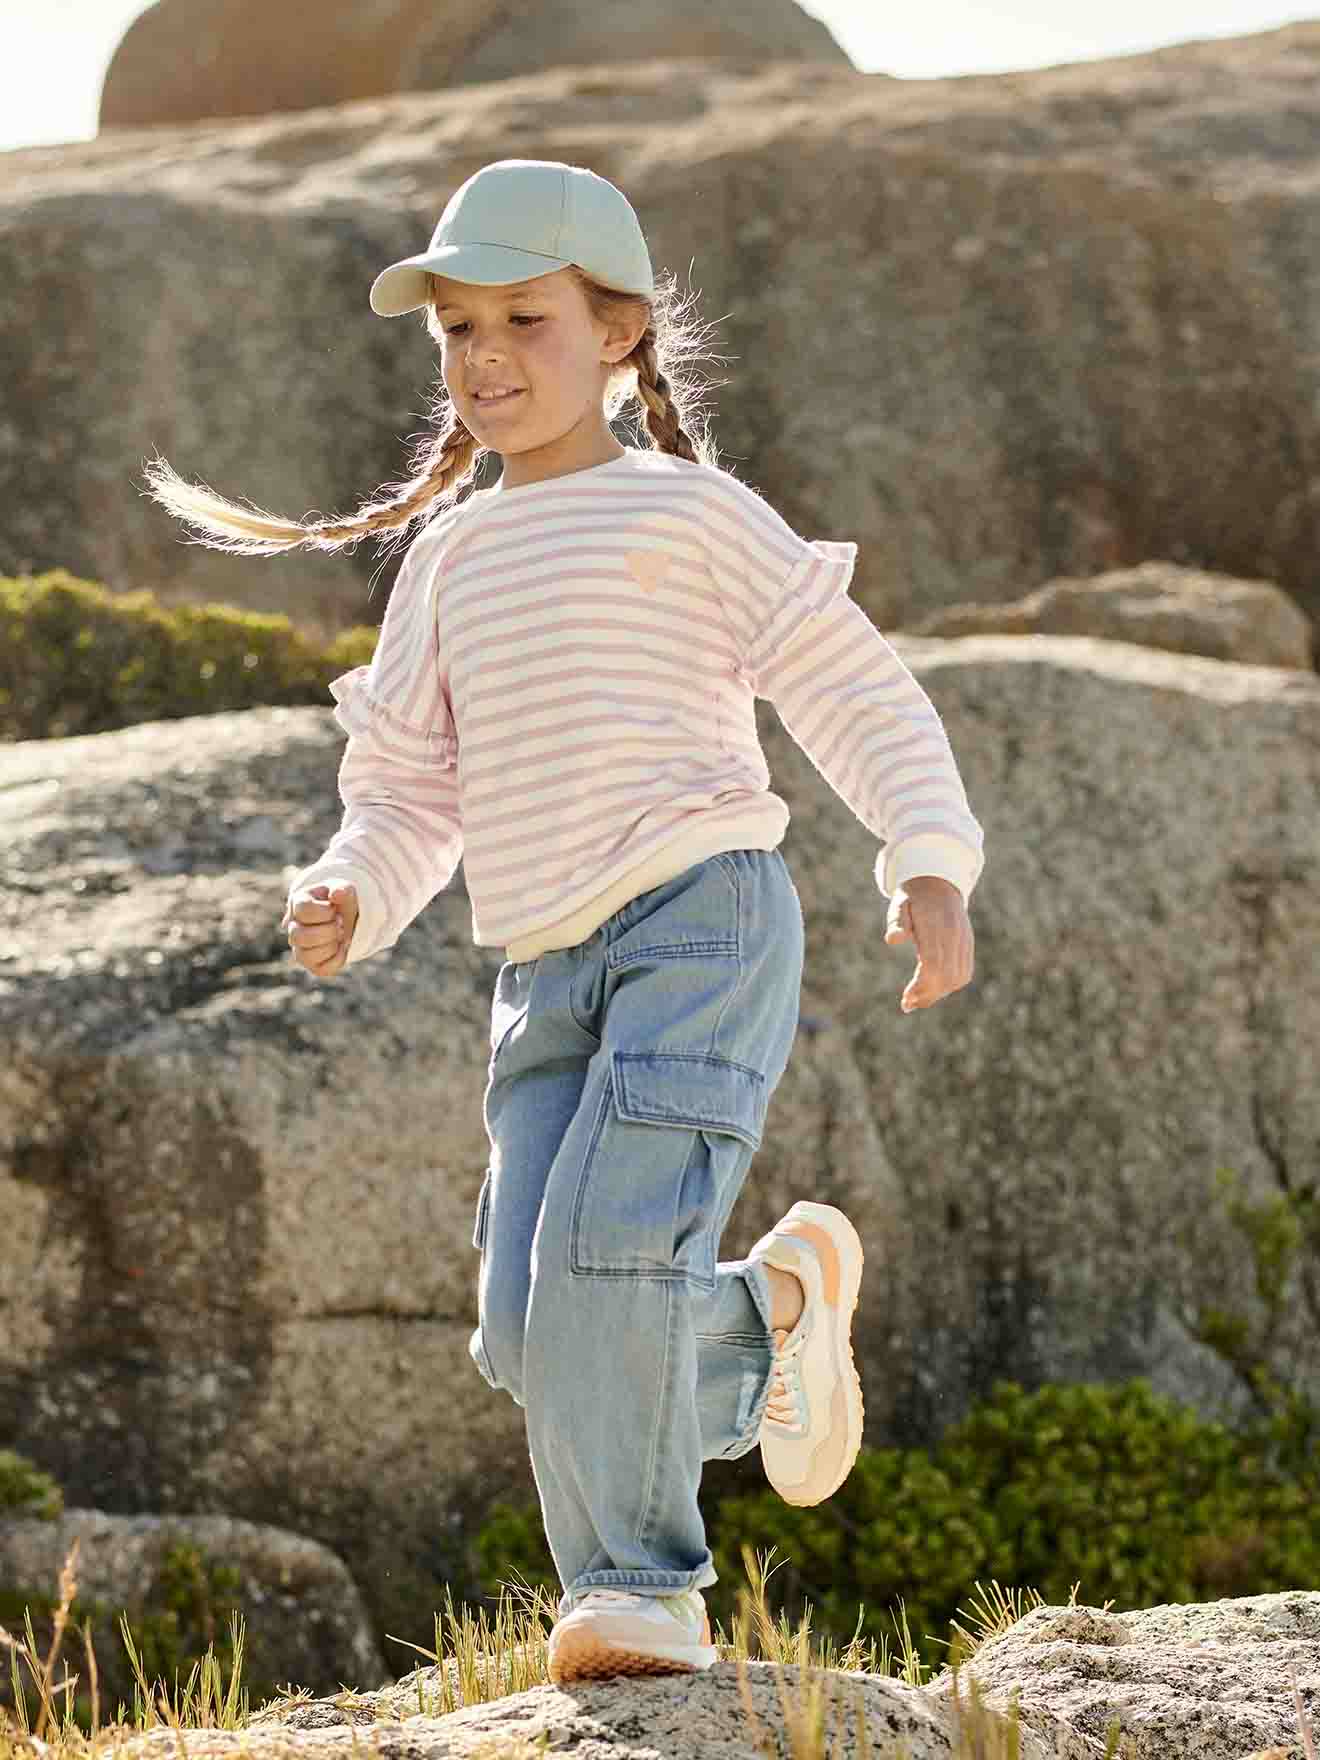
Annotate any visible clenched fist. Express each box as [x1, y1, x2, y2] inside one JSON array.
[[281, 882, 358, 978]]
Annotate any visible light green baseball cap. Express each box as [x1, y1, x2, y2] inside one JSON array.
[[369, 157, 656, 316]]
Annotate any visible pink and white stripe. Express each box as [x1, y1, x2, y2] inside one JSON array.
[[286, 447, 984, 965]]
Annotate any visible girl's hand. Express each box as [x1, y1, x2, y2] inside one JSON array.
[[281, 882, 358, 978], [884, 875, 974, 1012]]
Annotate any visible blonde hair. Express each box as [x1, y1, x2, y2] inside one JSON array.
[[141, 263, 728, 574]]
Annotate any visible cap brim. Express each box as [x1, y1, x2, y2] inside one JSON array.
[[369, 242, 576, 316]]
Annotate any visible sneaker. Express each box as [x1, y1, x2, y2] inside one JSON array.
[[546, 1587, 717, 1684], [747, 1200, 865, 1506]]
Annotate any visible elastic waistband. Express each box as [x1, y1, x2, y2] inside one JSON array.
[[502, 805, 787, 963]]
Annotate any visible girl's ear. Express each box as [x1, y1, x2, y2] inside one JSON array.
[[603, 314, 647, 364]]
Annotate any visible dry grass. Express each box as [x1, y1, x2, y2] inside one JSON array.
[[0, 1535, 1315, 1760]]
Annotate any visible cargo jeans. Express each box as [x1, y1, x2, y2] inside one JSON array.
[[468, 847, 805, 1620]]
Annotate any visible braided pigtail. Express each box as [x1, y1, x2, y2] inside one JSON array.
[[629, 335, 701, 461], [141, 313, 489, 561], [570, 264, 728, 470]]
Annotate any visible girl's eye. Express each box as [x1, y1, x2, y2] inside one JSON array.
[[443, 316, 542, 336]]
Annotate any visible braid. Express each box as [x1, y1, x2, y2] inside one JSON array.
[[141, 393, 486, 560], [629, 335, 700, 462], [302, 413, 483, 550]]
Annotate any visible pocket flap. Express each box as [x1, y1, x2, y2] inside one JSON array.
[[611, 1050, 766, 1148]]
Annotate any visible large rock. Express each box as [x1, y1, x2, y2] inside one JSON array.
[[99, 0, 852, 130], [923, 1590, 1320, 1760], [1, 635, 1318, 1664], [74, 1591, 1320, 1759], [906, 561, 1316, 669], [2, 28, 1320, 654]]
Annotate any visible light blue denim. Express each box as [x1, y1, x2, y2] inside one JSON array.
[[467, 847, 805, 1620]]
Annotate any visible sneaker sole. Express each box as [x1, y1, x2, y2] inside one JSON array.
[[547, 1616, 717, 1683], [757, 1200, 865, 1506]]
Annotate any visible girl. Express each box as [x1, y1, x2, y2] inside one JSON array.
[[142, 157, 983, 1685]]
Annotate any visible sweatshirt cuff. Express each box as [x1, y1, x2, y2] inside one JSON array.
[[875, 834, 983, 907]]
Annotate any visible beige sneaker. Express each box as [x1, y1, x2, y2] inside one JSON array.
[[747, 1201, 865, 1506], [547, 1587, 717, 1683]]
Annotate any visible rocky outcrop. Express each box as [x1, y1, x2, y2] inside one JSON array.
[[905, 561, 1316, 669], [2, 28, 1320, 654], [84, 1591, 1320, 1760], [2, 635, 1318, 1665], [99, 0, 852, 131], [923, 1590, 1320, 1760]]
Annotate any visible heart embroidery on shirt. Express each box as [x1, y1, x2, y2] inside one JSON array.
[[625, 549, 672, 594]]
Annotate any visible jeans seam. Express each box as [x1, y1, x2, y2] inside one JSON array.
[[635, 1276, 673, 1559], [568, 1078, 615, 1278], [712, 850, 740, 893], [707, 856, 742, 1054], [566, 942, 601, 1039]]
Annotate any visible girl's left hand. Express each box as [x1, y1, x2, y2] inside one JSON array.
[[884, 875, 975, 1012]]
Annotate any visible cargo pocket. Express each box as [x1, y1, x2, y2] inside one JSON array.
[[569, 1050, 766, 1291], [472, 1167, 492, 1251]]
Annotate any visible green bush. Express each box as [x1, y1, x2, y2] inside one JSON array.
[[0, 1448, 63, 1520], [0, 571, 378, 741], [468, 1378, 1320, 1673]]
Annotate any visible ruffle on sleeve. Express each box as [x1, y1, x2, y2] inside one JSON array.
[[327, 665, 458, 770], [733, 539, 858, 696]]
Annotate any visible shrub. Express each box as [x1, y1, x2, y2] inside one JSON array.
[[709, 1378, 1320, 1671], [469, 1378, 1320, 1674], [0, 1450, 62, 1521], [0, 571, 378, 741]]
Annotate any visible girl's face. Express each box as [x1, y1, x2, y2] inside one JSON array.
[[433, 268, 644, 488]]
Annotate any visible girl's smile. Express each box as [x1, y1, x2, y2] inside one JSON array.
[[431, 267, 646, 490]]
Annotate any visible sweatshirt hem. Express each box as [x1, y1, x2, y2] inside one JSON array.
[[499, 801, 790, 962]]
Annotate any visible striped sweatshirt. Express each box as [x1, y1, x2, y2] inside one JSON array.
[[285, 445, 985, 965]]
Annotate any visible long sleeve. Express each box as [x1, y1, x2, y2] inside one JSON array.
[[702, 470, 984, 906], [285, 530, 464, 965], [757, 594, 985, 904]]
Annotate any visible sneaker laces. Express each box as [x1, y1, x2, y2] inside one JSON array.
[[658, 1589, 704, 1626], [764, 1323, 807, 1433]]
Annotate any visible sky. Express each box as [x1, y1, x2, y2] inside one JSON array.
[[1, 0, 1316, 156]]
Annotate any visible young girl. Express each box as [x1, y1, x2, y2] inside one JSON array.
[[143, 157, 983, 1686]]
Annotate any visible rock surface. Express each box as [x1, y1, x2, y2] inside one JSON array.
[[2, 28, 1320, 651], [925, 1590, 1319, 1760], [71, 1591, 1320, 1760], [0, 1509, 386, 1709], [99, 0, 852, 130], [905, 560, 1316, 669], [1, 635, 1318, 1678]]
